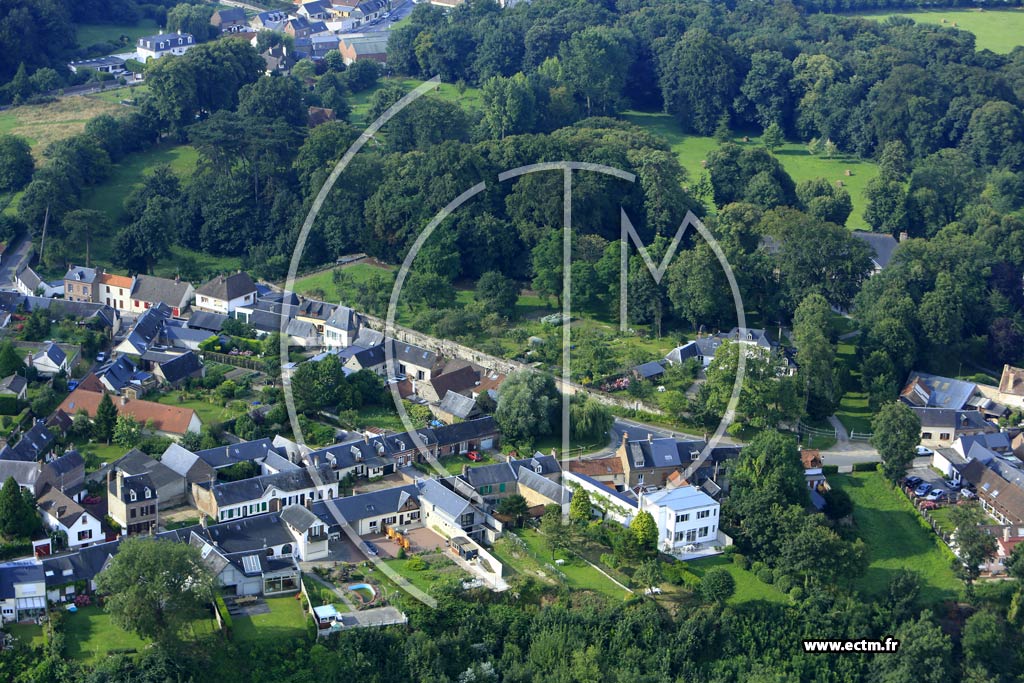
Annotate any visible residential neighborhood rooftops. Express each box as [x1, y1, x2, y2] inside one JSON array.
[[194, 438, 281, 469], [438, 391, 477, 420], [37, 486, 88, 528], [186, 311, 228, 333], [64, 266, 98, 284], [196, 272, 257, 301], [131, 275, 193, 309], [642, 485, 717, 510], [198, 465, 334, 506], [911, 407, 992, 430], [567, 457, 624, 478], [58, 388, 199, 436], [852, 231, 899, 270], [1000, 364, 1024, 398], [112, 449, 181, 491], [901, 371, 976, 410]]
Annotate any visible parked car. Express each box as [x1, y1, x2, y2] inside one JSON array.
[[466, 451, 482, 462], [913, 482, 933, 497], [959, 488, 977, 500], [903, 476, 923, 489], [944, 479, 961, 490], [924, 489, 946, 502], [361, 541, 379, 556], [915, 446, 934, 456], [95, 352, 106, 363]]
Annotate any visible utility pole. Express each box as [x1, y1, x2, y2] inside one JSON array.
[[38, 206, 49, 266]]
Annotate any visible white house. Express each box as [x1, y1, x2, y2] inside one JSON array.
[[194, 272, 258, 314], [0, 561, 46, 625], [27, 342, 69, 377], [15, 264, 61, 298], [323, 306, 360, 350], [192, 466, 340, 523], [639, 486, 729, 558], [136, 32, 195, 61], [279, 504, 330, 561], [37, 487, 103, 551]]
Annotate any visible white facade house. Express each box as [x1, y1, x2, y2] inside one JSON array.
[[639, 486, 728, 558], [137, 32, 195, 61], [37, 487, 103, 551], [195, 272, 258, 314]]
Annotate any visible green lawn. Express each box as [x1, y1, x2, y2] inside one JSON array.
[[621, 111, 879, 229], [86, 83, 150, 105], [928, 506, 956, 536], [76, 20, 160, 51], [63, 605, 149, 663], [76, 441, 131, 472], [348, 77, 484, 126], [379, 555, 463, 596], [288, 261, 396, 303], [155, 392, 249, 427], [232, 595, 309, 643], [5, 622, 45, 649], [835, 340, 874, 436], [0, 97, 122, 160], [854, 8, 1024, 53], [830, 472, 961, 603], [82, 144, 198, 225], [687, 555, 789, 605], [514, 528, 631, 600]]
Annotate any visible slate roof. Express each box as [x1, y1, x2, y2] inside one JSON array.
[[1, 422, 57, 462], [131, 275, 192, 309], [313, 484, 419, 525], [212, 6, 246, 23], [280, 503, 320, 532], [123, 303, 172, 353], [48, 450, 84, 478], [325, 306, 358, 331], [461, 454, 559, 488], [186, 311, 228, 333], [633, 360, 666, 379], [625, 437, 685, 470], [852, 231, 899, 269], [162, 324, 215, 347], [157, 351, 203, 384], [195, 438, 281, 469], [957, 432, 1012, 453], [33, 342, 66, 367], [566, 471, 638, 508], [0, 459, 41, 487], [0, 374, 26, 395], [113, 449, 182, 491], [190, 513, 293, 554], [197, 273, 256, 301], [38, 486, 89, 527], [198, 465, 334, 506], [901, 372, 977, 410], [112, 471, 156, 502], [97, 356, 138, 392], [262, 451, 300, 473], [286, 318, 318, 339], [438, 391, 477, 420], [665, 337, 723, 364], [427, 366, 479, 398], [0, 561, 44, 599], [64, 266, 98, 284], [724, 327, 773, 349], [432, 416, 498, 446], [297, 299, 334, 321], [912, 407, 993, 430], [416, 478, 471, 519], [961, 459, 1024, 524], [516, 467, 566, 503], [391, 340, 437, 370], [161, 443, 215, 481]]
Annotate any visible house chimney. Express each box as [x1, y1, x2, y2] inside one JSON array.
[[121, 395, 127, 406], [363, 433, 369, 444], [647, 433, 653, 443], [200, 515, 207, 529], [621, 431, 629, 446], [1006, 526, 1013, 541]]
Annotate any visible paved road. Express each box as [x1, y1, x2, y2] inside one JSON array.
[[0, 237, 31, 289], [603, 416, 880, 466], [342, 0, 414, 34]]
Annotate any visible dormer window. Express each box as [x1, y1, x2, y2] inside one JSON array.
[[129, 490, 137, 502], [144, 488, 151, 499]]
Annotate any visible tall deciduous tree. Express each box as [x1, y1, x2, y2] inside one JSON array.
[[495, 371, 559, 445], [871, 402, 920, 481], [559, 27, 631, 116], [0, 476, 40, 539], [569, 487, 592, 524], [94, 537, 215, 644], [0, 135, 33, 192], [630, 510, 658, 553]]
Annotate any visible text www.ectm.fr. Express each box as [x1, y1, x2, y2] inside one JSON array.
[[802, 638, 900, 654]]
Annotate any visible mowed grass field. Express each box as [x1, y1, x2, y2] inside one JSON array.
[[348, 77, 484, 126], [0, 97, 122, 161], [831, 472, 961, 604], [854, 8, 1024, 53], [687, 555, 789, 606], [76, 20, 160, 50], [622, 111, 879, 230]]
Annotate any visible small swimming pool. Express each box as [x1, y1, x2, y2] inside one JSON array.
[[348, 583, 376, 603]]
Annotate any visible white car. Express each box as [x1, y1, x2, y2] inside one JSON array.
[[915, 446, 934, 456]]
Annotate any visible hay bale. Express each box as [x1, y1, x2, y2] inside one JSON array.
[[835, 180, 845, 188], [844, 169, 852, 177], [742, 135, 749, 142], [700, 159, 707, 168], [952, 21, 957, 27]]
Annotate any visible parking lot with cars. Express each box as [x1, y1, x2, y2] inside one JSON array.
[[901, 456, 975, 509]]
